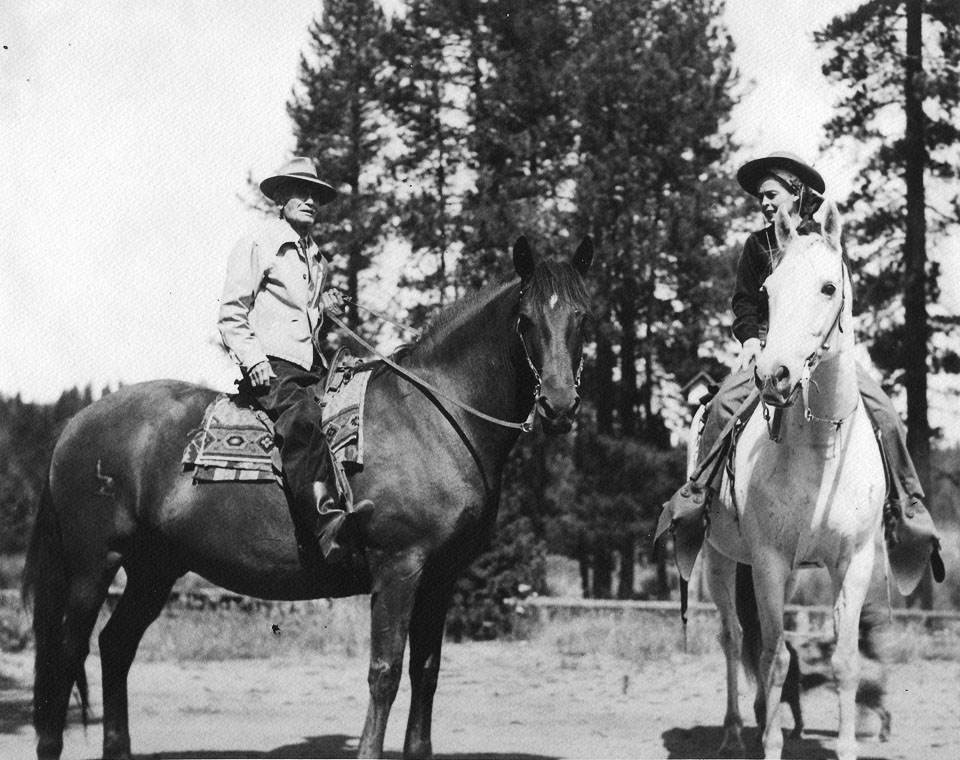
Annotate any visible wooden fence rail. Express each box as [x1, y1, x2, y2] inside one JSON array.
[[520, 596, 960, 642], [5, 588, 960, 639]]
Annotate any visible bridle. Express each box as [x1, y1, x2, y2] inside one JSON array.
[[514, 284, 586, 425], [759, 257, 853, 437]]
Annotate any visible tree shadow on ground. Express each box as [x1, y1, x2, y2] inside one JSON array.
[[662, 724, 840, 759], [145, 735, 558, 760]]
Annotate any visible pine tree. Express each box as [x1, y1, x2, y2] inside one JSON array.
[[287, 0, 392, 332], [569, 0, 738, 442], [815, 0, 960, 606], [379, 0, 477, 325]]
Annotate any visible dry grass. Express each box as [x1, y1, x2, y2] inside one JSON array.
[[525, 608, 719, 667], [111, 596, 372, 662]]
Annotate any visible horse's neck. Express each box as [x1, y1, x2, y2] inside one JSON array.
[[785, 343, 860, 439], [410, 282, 532, 428], [811, 350, 858, 412]]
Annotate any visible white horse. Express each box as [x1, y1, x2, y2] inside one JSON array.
[[702, 202, 885, 760]]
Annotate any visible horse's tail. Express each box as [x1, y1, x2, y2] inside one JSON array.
[[22, 477, 90, 728], [734, 562, 762, 684]]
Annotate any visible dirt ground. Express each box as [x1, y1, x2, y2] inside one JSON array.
[[3, 642, 959, 760]]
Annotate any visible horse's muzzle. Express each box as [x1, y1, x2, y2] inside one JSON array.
[[537, 394, 579, 434], [758, 374, 799, 409], [753, 365, 800, 408]]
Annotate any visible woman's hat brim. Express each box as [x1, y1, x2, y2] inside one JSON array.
[[260, 174, 338, 206], [736, 152, 825, 196]]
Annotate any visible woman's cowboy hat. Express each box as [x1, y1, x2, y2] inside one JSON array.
[[736, 151, 825, 196], [259, 156, 338, 206]]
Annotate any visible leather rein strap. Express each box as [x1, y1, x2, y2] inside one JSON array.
[[323, 311, 537, 432]]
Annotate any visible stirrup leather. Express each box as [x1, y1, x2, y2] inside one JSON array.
[[656, 388, 760, 581]]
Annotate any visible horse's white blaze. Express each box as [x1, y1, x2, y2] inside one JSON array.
[[549, 293, 559, 309]]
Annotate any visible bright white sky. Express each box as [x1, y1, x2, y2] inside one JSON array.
[[1, 0, 956, 435]]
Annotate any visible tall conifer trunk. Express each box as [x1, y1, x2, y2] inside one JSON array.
[[903, 0, 933, 608]]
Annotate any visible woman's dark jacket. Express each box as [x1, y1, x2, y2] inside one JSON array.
[[731, 219, 825, 345]]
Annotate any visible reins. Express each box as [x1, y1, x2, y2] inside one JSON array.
[[343, 298, 422, 339], [322, 308, 538, 433]]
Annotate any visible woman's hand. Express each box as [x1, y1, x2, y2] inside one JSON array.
[[320, 289, 345, 315], [248, 360, 276, 389], [735, 338, 762, 372]]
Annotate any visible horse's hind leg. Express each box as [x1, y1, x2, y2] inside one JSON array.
[[783, 641, 803, 738], [358, 556, 423, 758], [703, 544, 745, 757], [403, 576, 454, 759], [34, 572, 113, 760], [98, 563, 179, 760]]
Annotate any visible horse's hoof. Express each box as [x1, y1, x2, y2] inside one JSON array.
[[718, 736, 746, 758]]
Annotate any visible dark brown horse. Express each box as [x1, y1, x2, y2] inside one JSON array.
[[22, 236, 594, 760]]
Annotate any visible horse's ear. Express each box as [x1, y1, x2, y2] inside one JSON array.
[[821, 200, 842, 254], [774, 205, 797, 252], [513, 236, 536, 280], [572, 236, 593, 276]]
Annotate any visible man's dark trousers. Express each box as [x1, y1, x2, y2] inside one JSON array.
[[249, 357, 329, 513]]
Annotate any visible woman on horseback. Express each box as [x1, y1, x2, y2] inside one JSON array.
[[660, 150, 943, 583]]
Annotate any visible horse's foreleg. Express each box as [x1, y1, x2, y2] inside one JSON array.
[[403, 579, 452, 760], [753, 560, 790, 759], [98, 566, 178, 760], [830, 543, 874, 760], [703, 544, 745, 758], [357, 558, 423, 759]]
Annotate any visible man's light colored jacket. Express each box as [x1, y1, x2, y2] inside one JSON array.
[[218, 217, 327, 371]]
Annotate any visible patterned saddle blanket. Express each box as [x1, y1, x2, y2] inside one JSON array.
[[181, 352, 373, 485]]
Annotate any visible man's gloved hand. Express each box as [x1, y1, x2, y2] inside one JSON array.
[[248, 360, 276, 389], [320, 289, 346, 316], [735, 337, 762, 372]]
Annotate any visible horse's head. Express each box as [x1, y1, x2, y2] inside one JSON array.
[[513, 236, 594, 434], [756, 201, 850, 407]]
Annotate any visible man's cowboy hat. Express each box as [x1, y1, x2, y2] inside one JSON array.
[[736, 151, 825, 196], [259, 156, 338, 206]]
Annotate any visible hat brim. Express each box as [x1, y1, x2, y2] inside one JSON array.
[[736, 156, 825, 196], [260, 173, 338, 206]]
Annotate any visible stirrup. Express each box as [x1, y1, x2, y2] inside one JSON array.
[[884, 497, 945, 592], [655, 480, 714, 581]]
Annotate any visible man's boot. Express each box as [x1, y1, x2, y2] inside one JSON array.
[[884, 496, 945, 593], [308, 482, 373, 564]]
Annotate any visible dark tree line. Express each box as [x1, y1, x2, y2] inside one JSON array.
[[0, 387, 97, 556]]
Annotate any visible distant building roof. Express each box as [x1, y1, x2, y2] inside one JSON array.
[[681, 370, 717, 406]]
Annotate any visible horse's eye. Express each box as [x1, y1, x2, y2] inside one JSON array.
[[517, 313, 534, 332], [821, 283, 837, 297]]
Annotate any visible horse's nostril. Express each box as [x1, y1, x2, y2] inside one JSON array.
[[775, 365, 790, 384], [538, 397, 557, 419]]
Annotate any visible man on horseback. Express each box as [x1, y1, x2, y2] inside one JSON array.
[[218, 155, 368, 563], [660, 150, 943, 583]]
